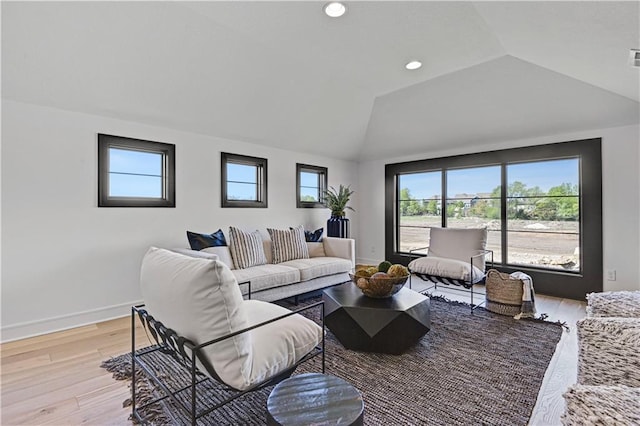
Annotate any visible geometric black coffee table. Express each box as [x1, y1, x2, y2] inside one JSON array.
[[322, 283, 431, 355]]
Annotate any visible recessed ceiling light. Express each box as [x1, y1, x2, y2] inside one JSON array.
[[405, 60, 422, 70], [324, 2, 346, 18], [629, 49, 640, 67]]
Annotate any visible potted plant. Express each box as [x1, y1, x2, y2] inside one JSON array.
[[323, 185, 354, 238]]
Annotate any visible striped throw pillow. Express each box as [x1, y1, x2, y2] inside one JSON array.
[[268, 226, 310, 264], [228, 227, 267, 269]]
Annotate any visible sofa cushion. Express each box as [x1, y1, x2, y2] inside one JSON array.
[[307, 242, 326, 258], [232, 264, 300, 292], [279, 257, 352, 282], [139, 247, 252, 390], [229, 227, 267, 269], [201, 246, 234, 269], [244, 300, 323, 385], [267, 225, 309, 264], [186, 229, 227, 250], [408, 256, 485, 283]]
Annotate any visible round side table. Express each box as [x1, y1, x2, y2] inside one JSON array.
[[266, 373, 364, 425]]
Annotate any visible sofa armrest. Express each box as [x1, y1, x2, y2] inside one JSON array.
[[322, 237, 355, 267], [169, 248, 220, 261]]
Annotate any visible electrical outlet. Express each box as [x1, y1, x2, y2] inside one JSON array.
[[606, 269, 616, 281], [370, 246, 376, 254]]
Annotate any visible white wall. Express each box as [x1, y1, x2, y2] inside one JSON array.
[[1, 100, 358, 341], [356, 124, 640, 294]]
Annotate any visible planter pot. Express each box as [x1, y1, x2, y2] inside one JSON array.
[[327, 215, 350, 238]]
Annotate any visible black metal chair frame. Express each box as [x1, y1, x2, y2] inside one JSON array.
[[408, 247, 494, 312], [130, 296, 325, 425]]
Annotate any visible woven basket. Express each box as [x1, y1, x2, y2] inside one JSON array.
[[485, 269, 524, 316]]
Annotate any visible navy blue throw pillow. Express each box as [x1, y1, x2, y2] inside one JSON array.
[[304, 228, 323, 242], [187, 229, 227, 251]]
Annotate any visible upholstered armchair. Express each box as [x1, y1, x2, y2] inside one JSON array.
[[407, 227, 492, 310], [133, 247, 325, 424]]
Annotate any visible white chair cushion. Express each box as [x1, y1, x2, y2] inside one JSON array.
[[139, 247, 252, 390], [409, 255, 485, 283], [244, 300, 323, 385], [231, 264, 300, 292], [428, 227, 488, 271], [279, 257, 352, 281]]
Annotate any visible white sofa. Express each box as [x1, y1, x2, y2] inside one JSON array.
[[175, 236, 355, 302]]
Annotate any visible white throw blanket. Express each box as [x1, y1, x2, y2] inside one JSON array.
[[510, 271, 536, 319]]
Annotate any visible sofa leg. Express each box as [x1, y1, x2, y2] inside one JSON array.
[[294, 295, 299, 305]]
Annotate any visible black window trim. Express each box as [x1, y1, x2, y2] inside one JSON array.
[[98, 134, 176, 208], [296, 163, 328, 208], [221, 152, 268, 208], [385, 138, 602, 300]]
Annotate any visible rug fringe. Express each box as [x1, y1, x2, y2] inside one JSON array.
[[100, 353, 172, 425], [426, 293, 570, 332]]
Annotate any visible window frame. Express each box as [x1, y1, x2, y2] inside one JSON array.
[[97, 134, 175, 208], [296, 163, 328, 208], [385, 138, 602, 300], [221, 152, 268, 208]]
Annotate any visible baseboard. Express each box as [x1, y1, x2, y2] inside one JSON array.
[[1, 299, 143, 343], [356, 257, 383, 266]]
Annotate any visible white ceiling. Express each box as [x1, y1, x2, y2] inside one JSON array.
[[2, 1, 639, 161]]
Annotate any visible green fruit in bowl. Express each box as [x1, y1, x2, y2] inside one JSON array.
[[377, 261, 392, 273]]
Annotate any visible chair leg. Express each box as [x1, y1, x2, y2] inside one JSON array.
[[131, 308, 137, 422], [470, 284, 474, 314]]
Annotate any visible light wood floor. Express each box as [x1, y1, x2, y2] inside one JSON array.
[[1, 287, 585, 425]]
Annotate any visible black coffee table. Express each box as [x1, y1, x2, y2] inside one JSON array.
[[323, 283, 431, 355]]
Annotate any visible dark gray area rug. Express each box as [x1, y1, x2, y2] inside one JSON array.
[[102, 296, 564, 425]]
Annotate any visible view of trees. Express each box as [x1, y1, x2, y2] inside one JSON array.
[[399, 181, 579, 221]]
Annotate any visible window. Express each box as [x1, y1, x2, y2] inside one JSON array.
[[385, 139, 602, 300], [506, 159, 579, 271], [296, 163, 327, 208], [98, 134, 175, 207], [221, 152, 267, 208]]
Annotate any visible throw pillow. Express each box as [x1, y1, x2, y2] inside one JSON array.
[[268, 225, 310, 264], [228, 227, 267, 269], [304, 227, 323, 242], [187, 229, 227, 251]]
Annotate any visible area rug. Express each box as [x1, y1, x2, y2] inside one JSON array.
[[102, 296, 565, 425]]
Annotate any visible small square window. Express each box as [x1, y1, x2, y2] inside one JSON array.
[[98, 134, 175, 207], [222, 152, 268, 208], [297, 163, 327, 208]]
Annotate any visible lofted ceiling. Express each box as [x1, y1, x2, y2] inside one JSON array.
[[2, 1, 639, 161]]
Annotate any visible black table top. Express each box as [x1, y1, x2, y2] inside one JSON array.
[[323, 282, 428, 310]]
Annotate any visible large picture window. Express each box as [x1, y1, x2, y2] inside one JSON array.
[[98, 134, 175, 207], [385, 139, 602, 300], [221, 152, 267, 208]]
